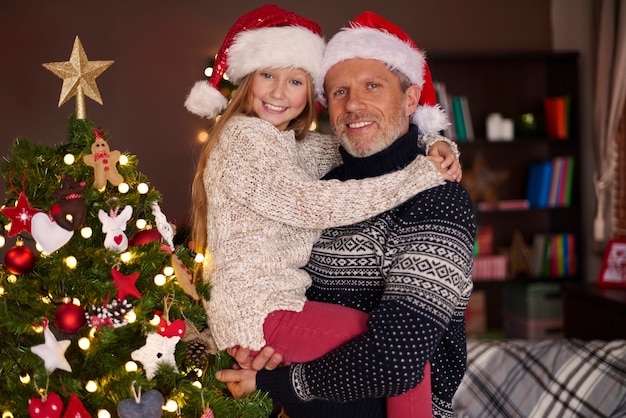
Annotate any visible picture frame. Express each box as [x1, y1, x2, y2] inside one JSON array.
[[597, 238, 626, 288]]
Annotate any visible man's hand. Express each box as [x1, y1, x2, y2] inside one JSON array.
[[428, 141, 462, 182], [216, 346, 285, 399]]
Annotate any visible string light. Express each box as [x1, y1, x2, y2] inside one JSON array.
[[0, 234, 5, 248], [120, 252, 132, 263], [191, 381, 202, 389], [19, 372, 30, 384], [137, 183, 149, 194], [194, 253, 204, 263], [118, 183, 130, 194], [163, 266, 174, 277], [125, 309, 137, 323], [85, 380, 98, 392], [78, 337, 90, 350], [135, 218, 147, 229], [97, 410, 111, 418], [148, 313, 162, 326], [4, 223, 11, 232], [118, 155, 129, 165], [2, 411, 14, 418], [81, 227, 93, 239], [154, 274, 166, 286], [164, 399, 178, 413], [65, 256, 78, 269], [125, 361, 138, 372], [0, 286, 4, 296], [7, 275, 17, 284], [63, 153, 75, 165]]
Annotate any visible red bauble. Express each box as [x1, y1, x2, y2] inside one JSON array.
[[55, 302, 86, 333], [4, 244, 36, 275], [129, 229, 162, 246]]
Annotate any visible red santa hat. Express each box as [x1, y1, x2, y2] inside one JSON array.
[[185, 4, 325, 119], [316, 11, 448, 134]]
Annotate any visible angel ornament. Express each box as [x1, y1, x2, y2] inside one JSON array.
[[99, 205, 133, 252]]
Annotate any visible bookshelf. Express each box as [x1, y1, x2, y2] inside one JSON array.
[[428, 52, 582, 334]]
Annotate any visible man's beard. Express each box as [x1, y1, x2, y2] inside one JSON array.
[[333, 107, 407, 158]]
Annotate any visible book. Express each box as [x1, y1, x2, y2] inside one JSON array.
[[548, 156, 564, 207], [526, 161, 553, 208], [477, 199, 530, 212], [434, 81, 456, 140], [451, 96, 467, 140], [459, 95, 474, 141]]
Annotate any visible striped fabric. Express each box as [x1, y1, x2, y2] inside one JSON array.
[[453, 338, 626, 417]]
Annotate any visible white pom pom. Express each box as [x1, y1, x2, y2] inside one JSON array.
[[184, 81, 228, 119], [413, 105, 449, 135]]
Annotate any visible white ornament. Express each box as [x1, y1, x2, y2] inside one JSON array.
[[99, 205, 133, 252], [31, 212, 74, 254], [131, 333, 179, 379], [31, 325, 72, 372]]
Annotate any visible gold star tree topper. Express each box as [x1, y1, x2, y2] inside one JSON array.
[[43, 36, 114, 119]]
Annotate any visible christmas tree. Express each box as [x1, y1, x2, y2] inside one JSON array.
[[0, 36, 272, 418]]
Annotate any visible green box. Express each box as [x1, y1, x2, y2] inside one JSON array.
[[503, 282, 563, 320]]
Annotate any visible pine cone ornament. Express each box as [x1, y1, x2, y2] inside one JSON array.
[[185, 339, 211, 368]]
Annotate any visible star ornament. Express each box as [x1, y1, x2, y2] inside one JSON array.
[[131, 333, 180, 380], [43, 36, 114, 118], [31, 324, 72, 373], [111, 268, 142, 300], [1, 192, 41, 237]]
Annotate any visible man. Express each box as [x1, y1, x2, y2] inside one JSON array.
[[217, 11, 475, 418]]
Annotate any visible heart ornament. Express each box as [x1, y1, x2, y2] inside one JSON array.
[[28, 392, 63, 418], [117, 389, 164, 418], [157, 318, 186, 339], [31, 212, 74, 254]]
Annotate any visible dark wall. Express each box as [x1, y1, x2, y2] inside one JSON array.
[[0, 0, 552, 226]]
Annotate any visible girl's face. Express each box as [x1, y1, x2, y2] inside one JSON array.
[[249, 67, 309, 131]]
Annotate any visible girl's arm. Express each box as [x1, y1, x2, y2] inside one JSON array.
[[220, 118, 446, 230]]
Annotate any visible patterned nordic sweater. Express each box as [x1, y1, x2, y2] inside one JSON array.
[[203, 116, 447, 350], [256, 125, 476, 418]]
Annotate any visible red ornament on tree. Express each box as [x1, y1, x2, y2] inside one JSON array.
[[55, 300, 86, 333], [129, 228, 162, 246], [4, 242, 36, 275]]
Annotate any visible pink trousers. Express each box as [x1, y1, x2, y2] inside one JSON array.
[[262, 300, 432, 418]]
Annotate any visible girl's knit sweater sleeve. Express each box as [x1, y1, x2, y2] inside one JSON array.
[[220, 117, 446, 230]]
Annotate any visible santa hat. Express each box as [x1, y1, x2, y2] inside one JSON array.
[[315, 11, 448, 134], [185, 4, 325, 119]]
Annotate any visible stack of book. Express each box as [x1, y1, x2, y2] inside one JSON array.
[[472, 225, 508, 281], [526, 155, 575, 208], [434, 81, 474, 141], [531, 233, 577, 278]]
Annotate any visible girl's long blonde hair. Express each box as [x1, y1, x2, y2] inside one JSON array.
[[190, 70, 318, 259]]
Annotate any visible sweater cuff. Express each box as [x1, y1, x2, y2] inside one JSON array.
[[257, 367, 303, 404]]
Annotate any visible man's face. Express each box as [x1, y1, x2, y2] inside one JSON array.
[[324, 59, 419, 157]]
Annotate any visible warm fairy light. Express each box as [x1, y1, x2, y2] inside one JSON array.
[[78, 337, 91, 350], [191, 380, 202, 389], [81, 227, 93, 239], [164, 399, 178, 413], [154, 273, 166, 286], [125, 309, 137, 323], [194, 253, 204, 263], [119, 154, 129, 165], [4, 223, 10, 232], [136, 218, 147, 229], [35, 242, 44, 253], [72, 297, 81, 305], [63, 153, 75, 165], [85, 380, 98, 392], [0, 235, 5, 248], [204, 66, 214, 77], [97, 410, 111, 418], [118, 182, 130, 194], [120, 252, 132, 263], [33, 324, 44, 333], [65, 256, 78, 269], [163, 266, 174, 276], [89, 328, 97, 338], [137, 183, 149, 194], [309, 121, 318, 131], [149, 313, 161, 326], [2, 411, 14, 418], [125, 361, 138, 372], [197, 131, 209, 144], [196, 369, 203, 378], [19, 373, 30, 384], [0, 286, 4, 296], [41, 295, 52, 304], [7, 275, 17, 284]]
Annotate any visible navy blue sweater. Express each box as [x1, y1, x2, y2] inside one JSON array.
[[257, 126, 476, 417]]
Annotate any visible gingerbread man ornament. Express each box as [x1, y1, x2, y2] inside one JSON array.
[[83, 129, 124, 189]]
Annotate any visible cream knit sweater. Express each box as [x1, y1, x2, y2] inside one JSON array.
[[203, 115, 448, 350]]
